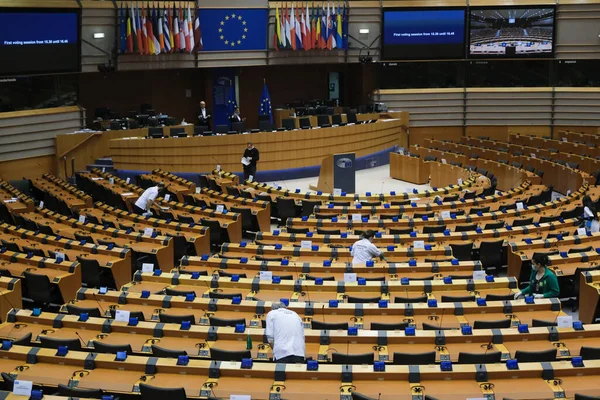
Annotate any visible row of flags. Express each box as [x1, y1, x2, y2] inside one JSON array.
[[120, 2, 202, 55], [273, 2, 349, 51]]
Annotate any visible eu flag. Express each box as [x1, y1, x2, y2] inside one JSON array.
[[198, 9, 267, 51], [259, 82, 273, 124], [227, 84, 237, 117]]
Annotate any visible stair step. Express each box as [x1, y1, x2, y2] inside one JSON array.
[[87, 164, 115, 172], [95, 157, 114, 166]]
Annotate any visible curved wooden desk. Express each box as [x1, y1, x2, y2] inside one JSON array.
[[109, 119, 408, 173]]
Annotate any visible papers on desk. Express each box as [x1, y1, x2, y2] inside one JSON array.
[[344, 273, 357, 283], [473, 270, 486, 281], [115, 310, 130, 322], [3, 199, 17, 203], [39, 201, 44, 209], [195, 187, 201, 194], [159, 206, 170, 211], [230, 395, 251, 400], [216, 205, 225, 213], [333, 188, 342, 196], [557, 315, 573, 328], [121, 192, 134, 196], [259, 271, 272, 281], [141, 263, 154, 273], [577, 227, 587, 236], [91, 177, 104, 181], [300, 240, 312, 249], [143, 228, 154, 236], [241, 157, 251, 166], [126, 177, 131, 184], [13, 380, 33, 396], [164, 194, 171, 202]]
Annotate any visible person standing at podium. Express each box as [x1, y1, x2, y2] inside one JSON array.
[[242, 142, 259, 182], [197, 101, 211, 129], [229, 106, 245, 123]]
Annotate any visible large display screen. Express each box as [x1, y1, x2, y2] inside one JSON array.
[[0, 8, 80, 76], [382, 8, 466, 60], [469, 7, 555, 58]]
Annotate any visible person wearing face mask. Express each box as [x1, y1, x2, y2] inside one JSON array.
[[242, 142, 259, 182], [351, 229, 388, 265], [514, 253, 560, 299]]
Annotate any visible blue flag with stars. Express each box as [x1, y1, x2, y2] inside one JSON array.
[[199, 9, 267, 51], [227, 84, 237, 117], [259, 82, 273, 124]]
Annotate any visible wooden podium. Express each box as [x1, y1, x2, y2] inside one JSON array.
[[310, 153, 356, 193]]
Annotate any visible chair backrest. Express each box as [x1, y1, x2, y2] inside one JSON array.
[[39, 336, 82, 351], [23, 271, 53, 303], [170, 127, 185, 137], [209, 348, 252, 361], [370, 322, 408, 331], [515, 349, 557, 362], [232, 121, 245, 133], [159, 313, 196, 324], [194, 126, 207, 136], [151, 344, 187, 358], [57, 384, 104, 399], [93, 341, 133, 355], [216, 124, 229, 134], [331, 352, 374, 365], [473, 319, 512, 329], [457, 351, 502, 364], [258, 120, 275, 132], [139, 383, 187, 400], [317, 115, 330, 126], [299, 118, 311, 129], [209, 316, 246, 327], [281, 118, 295, 130], [66, 304, 102, 317], [347, 112, 357, 124], [148, 127, 164, 138], [311, 320, 349, 330], [392, 351, 436, 365]]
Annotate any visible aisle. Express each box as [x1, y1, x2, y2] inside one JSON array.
[[264, 165, 431, 194]]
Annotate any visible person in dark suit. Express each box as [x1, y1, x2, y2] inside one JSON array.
[[242, 142, 259, 181], [229, 107, 245, 123], [197, 101, 211, 129]]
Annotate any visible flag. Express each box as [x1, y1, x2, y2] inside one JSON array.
[[289, 3, 296, 50], [194, 8, 202, 51], [163, 7, 171, 53], [314, 3, 320, 50], [168, 6, 174, 52], [320, 5, 327, 49], [187, 4, 195, 52], [151, 5, 160, 54], [199, 9, 269, 51], [304, 2, 311, 50], [300, 4, 308, 50], [146, 4, 155, 55], [178, 6, 186, 51], [259, 81, 273, 124], [295, 5, 303, 50], [141, 6, 148, 55], [172, 4, 180, 52], [273, 4, 281, 51], [136, 4, 144, 55], [129, 2, 137, 53], [336, 4, 342, 48], [183, 6, 191, 52], [157, 5, 165, 52], [342, 4, 348, 49], [281, 3, 287, 49], [126, 6, 134, 53], [285, 3, 292, 49], [327, 3, 335, 50], [227, 83, 237, 117], [119, 3, 127, 54]]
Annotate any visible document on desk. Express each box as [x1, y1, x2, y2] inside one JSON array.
[[241, 157, 251, 166]]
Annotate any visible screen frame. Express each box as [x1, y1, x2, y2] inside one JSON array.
[[0, 7, 81, 77], [381, 6, 468, 62], [467, 5, 557, 59]]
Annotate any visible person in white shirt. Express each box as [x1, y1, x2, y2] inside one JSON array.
[[265, 301, 305, 363], [133, 182, 165, 215], [351, 229, 387, 265], [582, 195, 599, 233]]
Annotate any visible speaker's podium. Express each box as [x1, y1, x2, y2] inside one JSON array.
[[309, 153, 356, 193]]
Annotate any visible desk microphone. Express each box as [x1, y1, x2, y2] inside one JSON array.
[[211, 157, 221, 171], [380, 181, 385, 195], [75, 331, 87, 348], [438, 307, 446, 330], [482, 341, 494, 354], [552, 308, 562, 325], [321, 304, 326, 323], [92, 293, 107, 317]]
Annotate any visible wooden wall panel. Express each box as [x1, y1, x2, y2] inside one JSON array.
[[0, 155, 55, 181], [410, 126, 463, 147]]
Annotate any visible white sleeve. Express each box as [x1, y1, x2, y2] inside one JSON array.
[[585, 207, 594, 218], [265, 312, 274, 343], [147, 188, 159, 202], [368, 241, 382, 257]]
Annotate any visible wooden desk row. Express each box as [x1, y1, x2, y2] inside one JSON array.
[[557, 130, 600, 147], [216, 169, 478, 202], [0, 309, 591, 365], [423, 139, 594, 195], [0, 251, 79, 303], [510, 133, 600, 159], [579, 270, 600, 324], [0, 343, 599, 399], [463, 136, 600, 177], [20, 209, 174, 271], [0, 180, 33, 216], [0, 276, 21, 323], [0, 226, 131, 290]]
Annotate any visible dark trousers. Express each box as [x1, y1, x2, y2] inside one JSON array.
[[133, 204, 146, 215], [243, 165, 256, 182], [276, 355, 305, 364]]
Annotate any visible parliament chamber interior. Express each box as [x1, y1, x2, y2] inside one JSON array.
[[1, 0, 600, 399]]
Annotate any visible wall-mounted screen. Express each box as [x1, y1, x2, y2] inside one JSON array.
[[0, 8, 80, 76], [469, 7, 555, 58], [382, 8, 466, 60]]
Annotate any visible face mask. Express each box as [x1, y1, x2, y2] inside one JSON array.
[[531, 264, 537, 271]]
